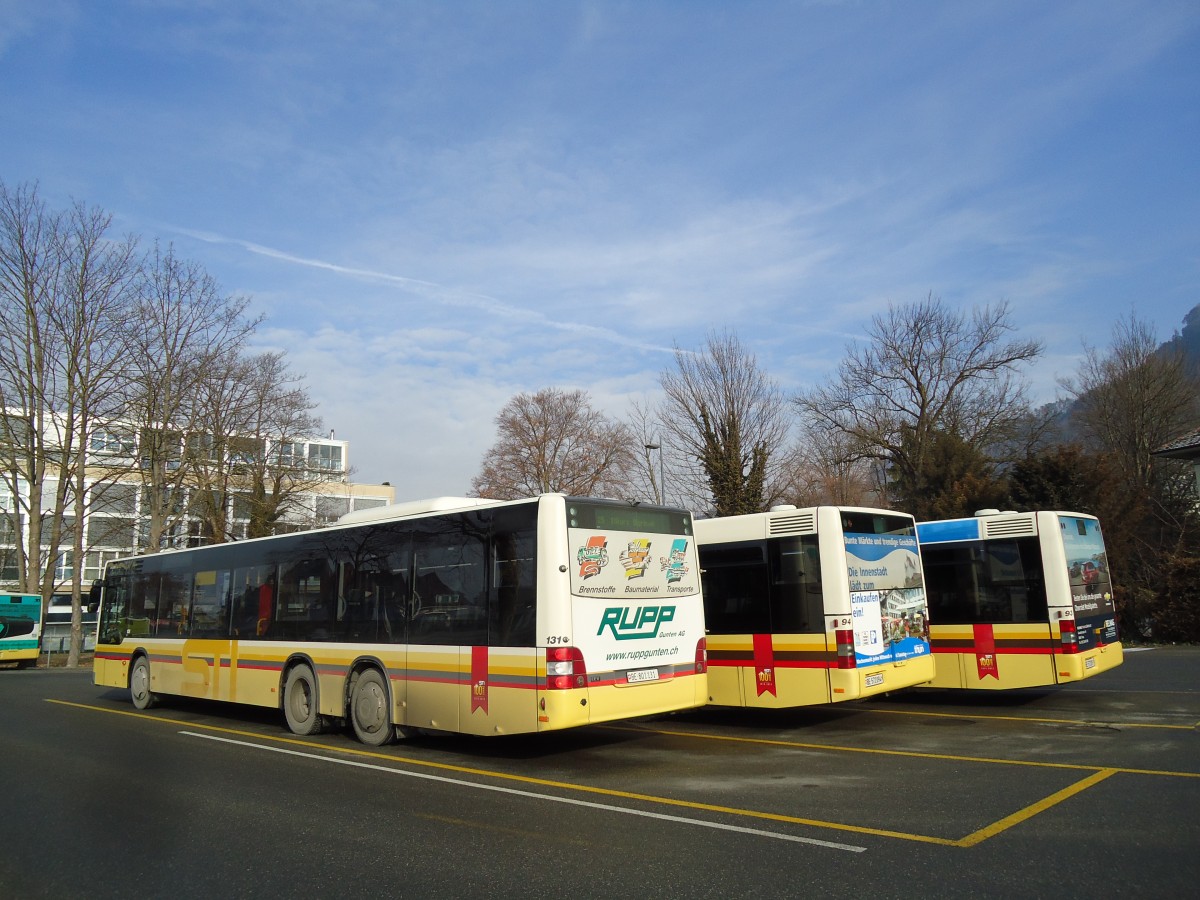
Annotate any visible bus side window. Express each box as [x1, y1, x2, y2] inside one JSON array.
[[189, 569, 233, 638], [232, 564, 276, 638], [490, 505, 537, 648], [160, 573, 191, 634], [769, 535, 823, 633], [278, 557, 337, 641], [411, 511, 488, 646]]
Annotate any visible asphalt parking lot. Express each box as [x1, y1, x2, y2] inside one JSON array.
[[3, 644, 1197, 898]]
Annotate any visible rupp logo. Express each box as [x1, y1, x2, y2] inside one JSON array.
[[597, 605, 676, 640]]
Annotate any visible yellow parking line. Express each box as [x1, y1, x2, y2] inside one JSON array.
[[620, 722, 1200, 778], [956, 769, 1119, 847], [863, 705, 1197, 731]]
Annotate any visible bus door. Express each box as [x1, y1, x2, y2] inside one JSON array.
[[179, 568, 235, 701]]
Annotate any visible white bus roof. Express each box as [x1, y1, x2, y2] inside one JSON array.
[[337, 496, 501, 525]]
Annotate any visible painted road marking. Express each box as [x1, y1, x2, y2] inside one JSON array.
[[51, 699, 1198, 849], [861, 705, 1198, 730], [182, 730, 869, 852], [623, 722, 1200, 777]]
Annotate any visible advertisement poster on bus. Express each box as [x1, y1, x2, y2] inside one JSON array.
[[845, 532, 930, 666], [568, 527, 703, 677], [1059, 515, 1118, 649], [571, 531, 700, 600]]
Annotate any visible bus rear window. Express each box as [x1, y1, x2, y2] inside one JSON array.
[[567, 501, 691, 535], [840, 511, 915, 537]]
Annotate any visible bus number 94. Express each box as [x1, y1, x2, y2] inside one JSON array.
[[545, 635, 570, 645]]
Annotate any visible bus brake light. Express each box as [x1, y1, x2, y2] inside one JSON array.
[[1059, 619, 1079, 654], [546, 646, 588, 690], [695, 637, 707, 675], [835, 628, 856, 669]]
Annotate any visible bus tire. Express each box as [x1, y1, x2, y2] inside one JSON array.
[[349, 668, 394, 746], [283, 665, 324, 736], [130, 655, 158, 710]]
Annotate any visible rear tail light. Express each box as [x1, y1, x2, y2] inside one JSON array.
[[695, 638, 707, 675], [835, 628, 857, 669], [1059, 619, 1079, 654], [545, 646, 587, 690]]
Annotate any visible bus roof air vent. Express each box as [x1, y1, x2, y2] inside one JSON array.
[[769, 511, 816, 535], [982, 516, 1036, 538]]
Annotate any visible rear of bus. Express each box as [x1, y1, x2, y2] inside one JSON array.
[[1045, 512, 1123, 682], [0, 593, 42, 668], [695, 506, 933, 708], [917, 510, 1123, 689], [536, 497, 707, 730]]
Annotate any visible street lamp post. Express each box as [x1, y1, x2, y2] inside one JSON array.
[[644, 442, 665, 505]]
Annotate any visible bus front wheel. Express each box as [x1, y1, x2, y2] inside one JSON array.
[[130, 656, 158, 710], [283, 665, 324, 736], [349, 668, 394, 746]]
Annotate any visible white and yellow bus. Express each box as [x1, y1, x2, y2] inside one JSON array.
[[94, 495, 707, 744], [695, 506, 934, 708], [1, 593, 42, 668], [917, 510, 1123, 690]]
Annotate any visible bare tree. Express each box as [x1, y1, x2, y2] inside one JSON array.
[[0, 181, 64, 594], [659, 329, 792, 516], [471, 388, 636, 500], [189, 350, 325, 542], [123, 242, 260, 551], [781, 431, 879, 508], [625, 398, 666, 503], [1065, 313, 1199, 500], [54, 201, 140, 664], [795, 294, 1041, 512], [0, 183, 140, 665], [1061, 312, 1200, 639]]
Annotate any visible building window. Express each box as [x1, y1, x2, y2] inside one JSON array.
[[308, 443, 343, 472], [92, 483, 138, 516], [315, 496, 350, 523], [90, 428, 137, 456], [276, 442, 304, 468]]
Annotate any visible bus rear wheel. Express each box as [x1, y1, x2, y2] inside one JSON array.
[[349, 668, 394, 746], [130, 656, 158, 710], [283, 665, 324, 735]]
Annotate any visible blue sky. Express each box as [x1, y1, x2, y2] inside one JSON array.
[[3, 1, 1197, 497]]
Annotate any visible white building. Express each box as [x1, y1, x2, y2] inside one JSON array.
[[0, 427, 394, 591]]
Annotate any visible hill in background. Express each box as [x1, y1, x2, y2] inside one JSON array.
[[1164, 302, 1200, 368]]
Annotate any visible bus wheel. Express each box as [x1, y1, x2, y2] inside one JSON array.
[[283, 665, 324, 736], [349, 669, 394, 746], [130, 656, 158, 710]]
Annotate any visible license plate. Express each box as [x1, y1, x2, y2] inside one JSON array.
[[627, 668, 659, 684], [865, 672, 884, 687], [1085, 657, 1096, 669]]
